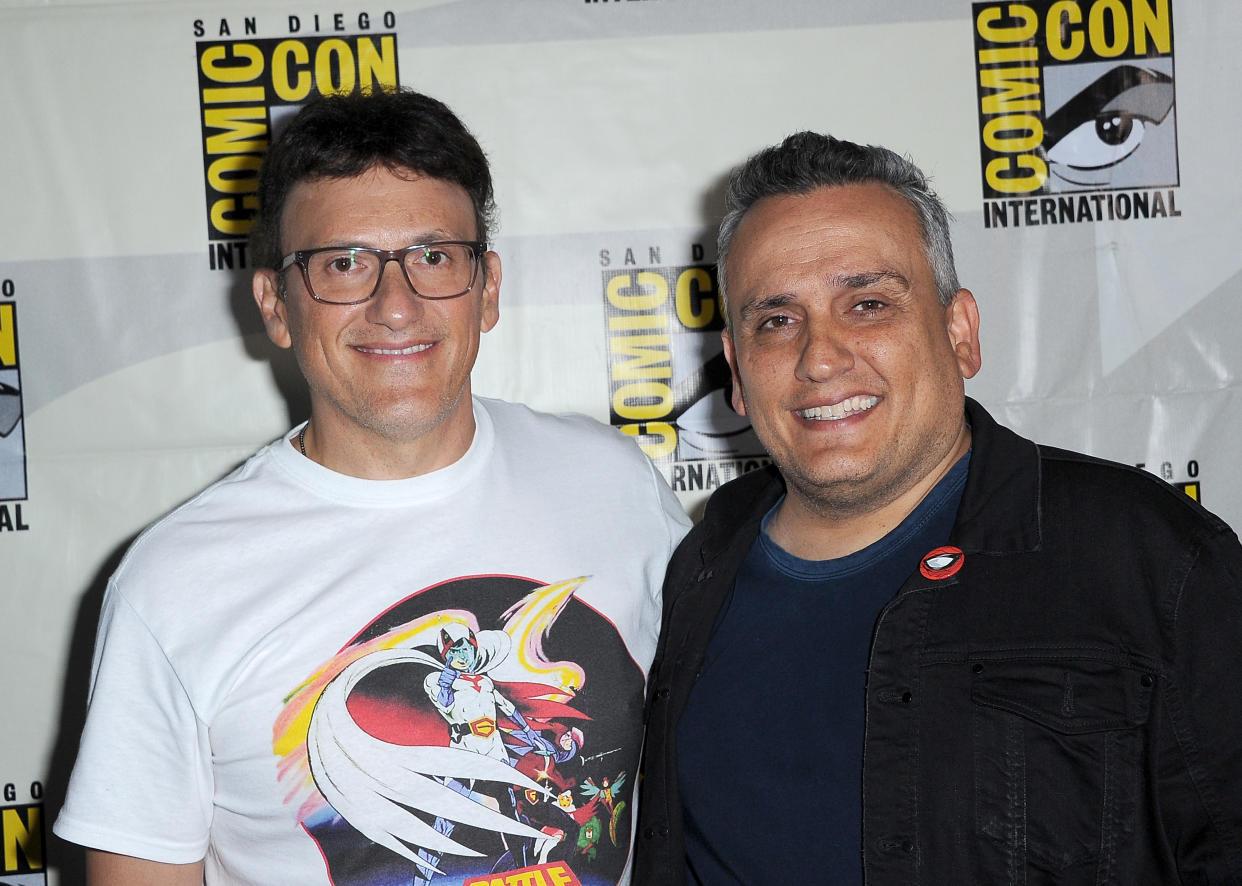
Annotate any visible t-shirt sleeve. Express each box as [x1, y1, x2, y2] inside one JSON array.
[[53, 580, 213, 864], [647, 457, 692, 555]]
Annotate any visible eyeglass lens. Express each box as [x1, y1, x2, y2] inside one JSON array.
[[306, 244, 478, 302]]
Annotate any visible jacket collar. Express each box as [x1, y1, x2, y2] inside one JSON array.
[[694, 397, 1043, 563], [951, 397, 1042, 554], [696, 464, 784, 568]]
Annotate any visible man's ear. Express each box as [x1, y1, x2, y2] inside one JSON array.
[[253, 269, 292, 349], [946, 288, 981, 379], [480, 250, 501, 333], [722, 327, 747, 416]]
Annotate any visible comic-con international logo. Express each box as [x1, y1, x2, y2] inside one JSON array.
[[196, 17, 400, 270], [601, 261, 769, 493], [973, 0, 1180, 228], [0, 292, 30, 516]]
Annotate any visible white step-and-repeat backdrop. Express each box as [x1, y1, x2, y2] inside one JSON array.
[[2, 0, 1237, 881]]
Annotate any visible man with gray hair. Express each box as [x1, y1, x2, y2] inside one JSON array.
[[636, 131, 1242, 883]]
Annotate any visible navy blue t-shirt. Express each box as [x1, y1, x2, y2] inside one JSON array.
[[677, 455, 969, 885]]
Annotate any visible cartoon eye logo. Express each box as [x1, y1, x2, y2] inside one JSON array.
[[920, 546, 965, 581], [1043, 65, 1174, 185], [1052, 112, 1144, 168], [0, 381, 21, 438]]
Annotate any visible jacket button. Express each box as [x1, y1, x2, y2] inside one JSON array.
[[900, 690, 912, 703], [655, 687, 670, 700], [1141, 673, 1155, 688], [659, 825, 670, 837], [643, 827, 655, 839]]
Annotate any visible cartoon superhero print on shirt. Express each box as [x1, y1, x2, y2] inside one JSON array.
[[273, 575, 643, 886]]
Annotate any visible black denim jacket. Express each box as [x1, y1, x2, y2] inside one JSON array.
[[636, 398, 1242, 884]]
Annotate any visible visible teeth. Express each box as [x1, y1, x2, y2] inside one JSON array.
[[358, 343, 433, 355], [799, 395, 879, 421]]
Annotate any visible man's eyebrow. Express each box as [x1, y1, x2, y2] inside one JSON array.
[[830, 270, 909, 290], [395, 229, 466, 246], [736, 271, 911, 321], [737, 293, 796, 321]]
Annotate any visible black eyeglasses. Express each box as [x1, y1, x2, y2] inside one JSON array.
[[277, 241, 488, 304]]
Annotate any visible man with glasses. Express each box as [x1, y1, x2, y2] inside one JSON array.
[[55, 89, 689, 886]]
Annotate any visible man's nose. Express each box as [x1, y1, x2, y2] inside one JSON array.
[[796, 318, 854, 382], [365, 259, 425, 328]]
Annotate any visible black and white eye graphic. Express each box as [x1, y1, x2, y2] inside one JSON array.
[[672, 351, 759, 458], [1043, 65, 1174, 187], [0, 381, 20, 437]]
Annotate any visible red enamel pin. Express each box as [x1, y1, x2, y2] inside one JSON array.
[[920, 546, 965, 580]]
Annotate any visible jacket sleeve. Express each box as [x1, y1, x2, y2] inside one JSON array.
[[1163, 525, 1242, 882]]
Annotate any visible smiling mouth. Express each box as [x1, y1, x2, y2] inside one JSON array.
[[798, 395, 879, 421], [355, 343, 434, 356]]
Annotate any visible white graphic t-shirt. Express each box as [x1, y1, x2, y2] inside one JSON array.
[[55, 398, 690, 886]]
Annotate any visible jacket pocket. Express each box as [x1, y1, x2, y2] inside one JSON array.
[[969, 648, 1155, 882]]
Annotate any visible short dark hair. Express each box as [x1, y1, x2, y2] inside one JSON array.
[[250, 88, 496, 270], [717, 132, 959, 315]]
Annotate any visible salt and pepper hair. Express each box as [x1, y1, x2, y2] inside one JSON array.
[[716, 131, 960, 318]]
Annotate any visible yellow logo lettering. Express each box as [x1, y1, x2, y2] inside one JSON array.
[[620, 422, 677, 460], [983, 114, 1044, 153], [1088, 0, 1130, 58], [272, 40, 313, 102], [1132, 0, 1171, 54], [985, 154, 1048, 193], [357, 36, 398, 92], [200, 43, 263, 83], [0, 304, 15, 368], [1045, 0, 1084, 60], [204, 107, 268, 155], [612, 382, 673, 421], [607, 272, 669, 311], [675, 267, 715, 329], [2, 806, 42, 872], [976, 4, 1038, 42], [979, 67, 1042, 115], [611, 335, 672, 381], [315, 39, 357, 95]]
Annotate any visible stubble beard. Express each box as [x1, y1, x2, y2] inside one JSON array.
[[304, 358, 474, 454], [358, 383, 469, 448], [776, 418, 963, 526]]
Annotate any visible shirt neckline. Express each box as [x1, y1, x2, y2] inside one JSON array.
[[267, 398, 494, 506], [757, 452, 971, 580]]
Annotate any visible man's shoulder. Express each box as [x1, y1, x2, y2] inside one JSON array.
[[674, 465, 782, 556], [1037, 443, 1231, 537], [701, 463, 783, 522], [478, 396, 653, 464], [113, 438, 287, 586], [477, 399, 691, 550], [968, 398, 1231, 544]]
